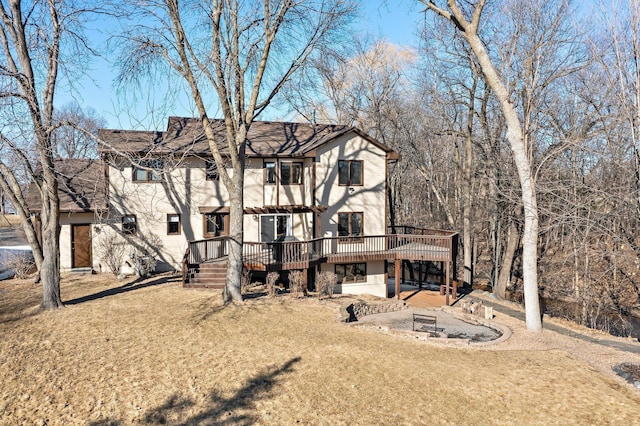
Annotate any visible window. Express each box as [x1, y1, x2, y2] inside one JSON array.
[[260, 214, 291, 242], [204, 213, 228, 237], [280, 162, 303, 185], [335, 263, 366, 284], [338, 160, 363, 186], [205, 160, 219, 181], [167, 214, 181, 235], [264, 161, 276, 184], [133, 159, 163, 182], [122, 215, 137, 235], [338, 212, 363, 240]]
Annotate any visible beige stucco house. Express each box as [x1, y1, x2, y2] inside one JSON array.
[[38, 117, 458, 301], [50, 118, 400, 297]]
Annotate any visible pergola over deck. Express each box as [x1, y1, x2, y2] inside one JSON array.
[[183, 226, 460, 304]]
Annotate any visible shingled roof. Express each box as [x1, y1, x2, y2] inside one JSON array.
[[26, 159, 108, 213], [98, 117, 398, 159]]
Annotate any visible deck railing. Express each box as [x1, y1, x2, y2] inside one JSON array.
[[387, 225, 457, 237], [186, 236, 229, 264], [183, 230, 458, 274]]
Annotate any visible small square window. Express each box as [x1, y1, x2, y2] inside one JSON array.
[[167, 214, 181, 235], [122, 215, 137, 235]]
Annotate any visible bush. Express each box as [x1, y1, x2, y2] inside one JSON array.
[[288, 270, 306, 298], [241, 268, 252, 294], [4, 252, 35, 279], [316, 271, 337, 299], [130, 252, 157, 278], [96, 232, 127, 276], [266, 271, 279, 298]]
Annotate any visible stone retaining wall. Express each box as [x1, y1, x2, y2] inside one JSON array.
[[343, 300, 408, 322]]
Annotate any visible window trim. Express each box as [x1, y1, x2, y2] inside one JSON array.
[[167, 214, 181, 235], [122, 215, 137, 235], [335, 263, 367, 284], [338, 160, 363, 186], [203, 212, 229, 237], [337, 211, 364, 243], [132, 159, 163, 183], [280, 161, 303, 185]]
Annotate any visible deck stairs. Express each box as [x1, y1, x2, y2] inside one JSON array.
[[184, 259, 227, 289]]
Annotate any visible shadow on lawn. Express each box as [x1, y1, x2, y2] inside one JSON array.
[[65, 274, 181, 306], [89, 357, 301, 426]]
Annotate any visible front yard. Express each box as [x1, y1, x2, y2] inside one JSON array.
[[1, 273, 639, 424]]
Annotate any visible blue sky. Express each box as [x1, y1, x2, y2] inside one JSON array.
[[56, 2, 422, 130]]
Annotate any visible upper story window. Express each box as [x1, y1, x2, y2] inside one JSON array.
[[281, 161, 303, 185], [122, 215, 137, 235], [338, 212, 363, 241], [133, 159, 163, 182], [338, 160, 362, 186], [264, 161, 276, 184], [167, 214, 181, 235], [205, 159, 220, 181]]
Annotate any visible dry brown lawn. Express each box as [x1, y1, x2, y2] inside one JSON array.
[[1, 273, 639, 425]]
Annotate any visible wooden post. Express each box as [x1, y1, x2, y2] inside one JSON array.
[[394, 259, 401, 300], [445, 261, 450, 306], [418, 261, 423, 289], [302, 267, 308, 296], [384, 260, 389, 298], [439, 261, 445, 295]]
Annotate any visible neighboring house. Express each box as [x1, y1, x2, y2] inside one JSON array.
[[30, 117, 458, 301]]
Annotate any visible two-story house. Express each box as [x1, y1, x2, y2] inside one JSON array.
[[48, 117, 458, 301]]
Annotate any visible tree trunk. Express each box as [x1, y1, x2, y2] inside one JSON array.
[[462, 74, 477, 287], [224, 178, 244, 303], [0, 168, 44, 269], [423, 0, 541, 330], [461, 21, 541, 332], [494, 220, 519, 299], [40, 177, 62, 309]]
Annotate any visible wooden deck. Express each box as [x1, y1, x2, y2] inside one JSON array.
[[184, 232, 458, 272], [182, 227, 459, 303]]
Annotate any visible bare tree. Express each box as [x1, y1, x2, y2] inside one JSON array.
[[53, 103, 106, 159], [118, 0, 355, 303], [421, 0, 543, 331], [0, 0, 97, 308]]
